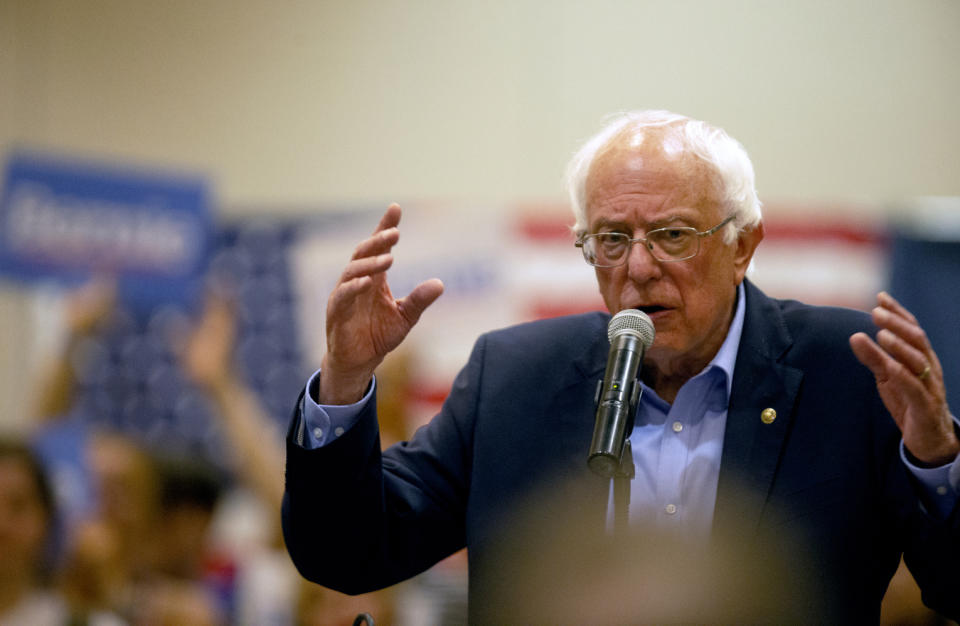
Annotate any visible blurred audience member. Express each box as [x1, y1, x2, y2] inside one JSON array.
[[182, 294, 404, 625], [23, 280, 227, 623], [478, 478, 822, 624], [28, 279, 117, 426], [0, 435, 123, 625], [0, 435, 63, 624], [133, 578, 223, 626], [26, 278, 460, 624], [178, 293, 284, 516], [55, 432, 159, 620], [152, 454, 225, 581], [374, 350, 415, 450]]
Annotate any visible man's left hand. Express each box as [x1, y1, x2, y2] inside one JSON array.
[[850, 291, 959, 466]]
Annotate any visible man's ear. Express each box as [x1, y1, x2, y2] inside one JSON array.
[[734, 221, 764, 283]]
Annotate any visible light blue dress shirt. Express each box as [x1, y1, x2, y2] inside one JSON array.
[[615, 283, 746, 537], [300, 283, 959, 530]]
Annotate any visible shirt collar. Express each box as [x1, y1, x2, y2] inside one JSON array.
[[638, 282, 746, 411], [706, 281, 746, 403]]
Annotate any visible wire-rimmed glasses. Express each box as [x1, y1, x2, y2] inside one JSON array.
[[575, 215, 735, 267]]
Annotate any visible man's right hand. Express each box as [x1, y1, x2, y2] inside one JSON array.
[[319, 204, 444, 405]]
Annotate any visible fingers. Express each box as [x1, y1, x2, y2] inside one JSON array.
[[870, 292, 942, 380], [851, 291, 944, 389], [853, 293, 956, 463], [330, 204, 416, 310], [346, 206, 402, 282], [338, 204, 404, 291], [341, 252, 393, 283], [373, 203, 403, 235], [872, 292, 931, 355], [877, 291, 918, 325], [352, 226, 400, 261], [849, 331, 926, 397], [849, 331, 931, 415], [875, 328, 931, 380], [849, 332, 893, 381]]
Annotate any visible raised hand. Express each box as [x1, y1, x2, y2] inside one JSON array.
[[320, 204, 444, 405], [179, 293, 237, 393], [65, 277, 116, 336], [850, 292, 958, 465]]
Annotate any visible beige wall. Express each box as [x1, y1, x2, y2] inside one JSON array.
[[2, 0, 959, 210]]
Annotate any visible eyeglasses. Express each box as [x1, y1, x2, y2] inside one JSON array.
[[575, 215, 735, 267]]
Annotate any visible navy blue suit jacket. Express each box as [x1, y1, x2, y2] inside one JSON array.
[[283, 280, 959, 622]]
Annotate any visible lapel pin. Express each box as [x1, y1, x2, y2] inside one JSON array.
[[761, 408, 777, 424]]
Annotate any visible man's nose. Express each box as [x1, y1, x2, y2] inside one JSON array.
[[625, 239, 661, 283]]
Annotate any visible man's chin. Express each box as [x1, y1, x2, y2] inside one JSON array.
[[643, 343, 674, 369]]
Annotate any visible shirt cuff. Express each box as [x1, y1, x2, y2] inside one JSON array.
[[900, 415, 960, 519], [299, 369, 376, 449]]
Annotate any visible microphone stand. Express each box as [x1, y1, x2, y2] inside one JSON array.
[[613, 439, 635, 536]]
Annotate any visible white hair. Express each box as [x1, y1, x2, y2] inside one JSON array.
[[565, 110, 762, 244]]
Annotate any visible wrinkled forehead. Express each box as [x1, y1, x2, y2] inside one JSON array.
[[585, 125, 725, 215]]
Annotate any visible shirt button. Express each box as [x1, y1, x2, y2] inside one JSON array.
[[312, 427, 323, 439], [672, 421, 683, 433], [334, 426, 345, 437], [937, 485, 949, 496], [665, 503, 677, 515]]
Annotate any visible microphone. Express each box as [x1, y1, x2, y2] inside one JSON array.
[[587, 309, 655, 478]]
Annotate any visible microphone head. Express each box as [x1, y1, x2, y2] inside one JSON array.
[[607, 309, 655, 350]]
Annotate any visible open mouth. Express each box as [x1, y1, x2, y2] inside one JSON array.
[[637, 305, 668, 316]]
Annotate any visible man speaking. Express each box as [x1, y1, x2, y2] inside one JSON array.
[[282, 110, 959, 622]]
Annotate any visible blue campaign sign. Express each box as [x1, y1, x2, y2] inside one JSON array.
[[0, 151, 213, 314]]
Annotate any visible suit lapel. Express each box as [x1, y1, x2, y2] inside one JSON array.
[[553, 317, 611, 469], [713, 280, 804, 539], [549, 316, 613, 524], [547, 300, 804, 537]]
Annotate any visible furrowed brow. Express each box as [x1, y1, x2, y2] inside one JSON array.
[[590, 218, 631, 233], [591, 212, 697, 233], [649, 211, 699, 228]]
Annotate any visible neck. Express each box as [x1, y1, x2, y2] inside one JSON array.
[[642, 364, 700, 404], [642, 290, 740, 404]]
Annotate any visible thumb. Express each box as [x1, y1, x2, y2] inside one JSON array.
[[397, 279, 444, 326]]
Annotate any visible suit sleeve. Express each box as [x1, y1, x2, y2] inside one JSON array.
[[281, 336, 485, 594], [896, 444, 960, 617]]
